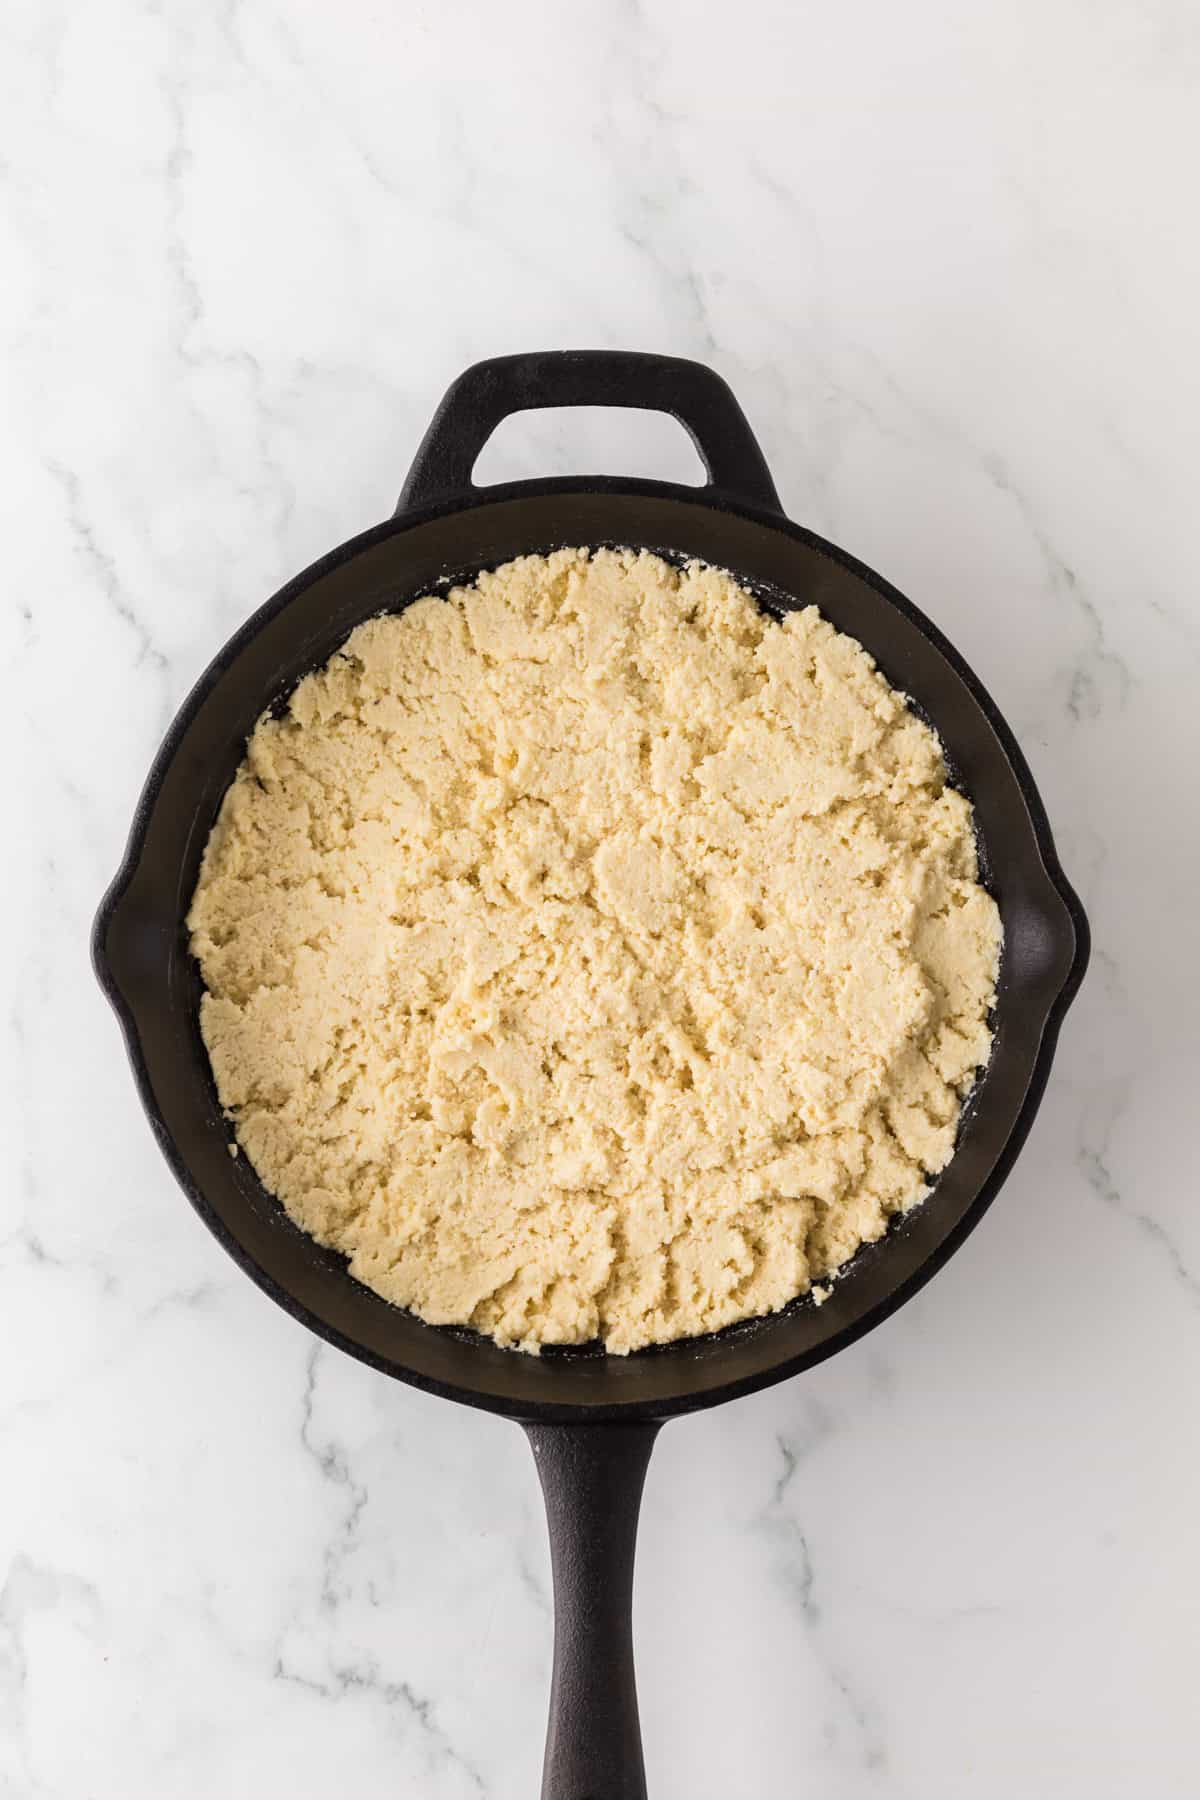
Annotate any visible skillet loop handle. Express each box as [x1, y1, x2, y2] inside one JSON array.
[[524, 1420, 661, 1800], [396, 350, 782, 514]]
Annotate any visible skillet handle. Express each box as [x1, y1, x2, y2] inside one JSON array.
[[524, 1420, 662, 1800], [396, 350, 782, 514]]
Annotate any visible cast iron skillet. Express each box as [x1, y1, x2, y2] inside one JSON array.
[[93, 351, 1088, 1799]]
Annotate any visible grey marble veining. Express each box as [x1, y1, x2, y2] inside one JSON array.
[[3, 1, 1198, 1794]]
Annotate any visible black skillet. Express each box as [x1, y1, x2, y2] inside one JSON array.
[[93, 351, 1088, 1799]]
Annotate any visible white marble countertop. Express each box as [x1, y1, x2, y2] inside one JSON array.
[[5, 2, 1198, 1795]]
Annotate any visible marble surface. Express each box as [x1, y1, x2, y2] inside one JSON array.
[[4, 1, 1198, 1794]]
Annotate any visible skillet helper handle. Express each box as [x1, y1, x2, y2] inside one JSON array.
[[524, 1420, 661, 1800], [396, 350, 782, 514]]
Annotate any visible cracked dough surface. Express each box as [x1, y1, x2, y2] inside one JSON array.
[[189, 549, 1001, 1353]]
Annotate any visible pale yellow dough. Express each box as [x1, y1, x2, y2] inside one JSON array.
[[189, 549, 1001, 1353]]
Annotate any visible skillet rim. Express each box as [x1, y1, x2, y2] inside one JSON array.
[[92, 474, 1090, 1422]]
